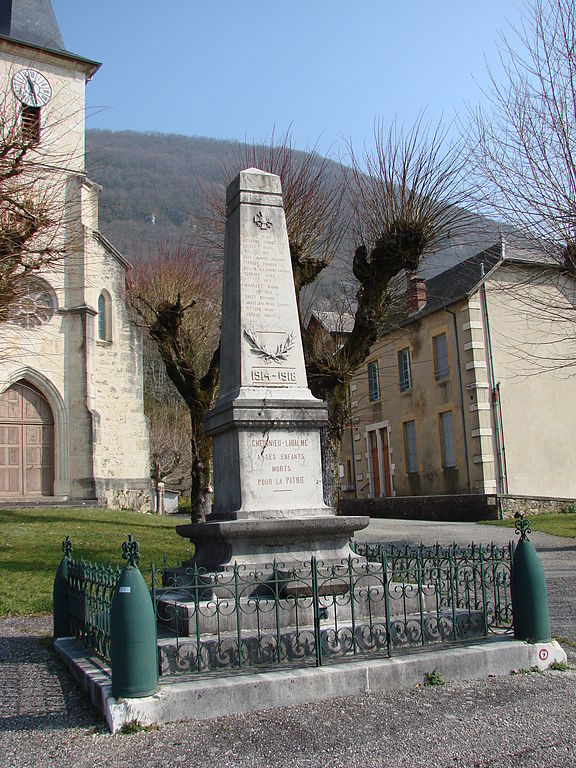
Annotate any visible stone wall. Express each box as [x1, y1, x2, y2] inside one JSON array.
[[339, 495, 499, 522], [499, 495, 576, 520], [340, 493, 576, 522]]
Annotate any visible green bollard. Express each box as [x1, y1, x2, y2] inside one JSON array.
[[110, 535, 158, 699], [53, 536, 72, 639], [511, 514, 551, 642]]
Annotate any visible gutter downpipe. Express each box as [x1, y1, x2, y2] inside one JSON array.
[[479, 266, 508, 517], [347, 385, 358, 499], [446, 307, 471, 494]]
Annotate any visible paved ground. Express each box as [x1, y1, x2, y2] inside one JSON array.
[[1, 519, 576, 768]]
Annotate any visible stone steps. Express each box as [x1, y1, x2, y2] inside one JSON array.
[[155, 580, 438, 638], [156, 608, 487, 676], [0, 496, 99, 509]]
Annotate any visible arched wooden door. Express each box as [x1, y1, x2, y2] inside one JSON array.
[[0, 382, 54, 496]]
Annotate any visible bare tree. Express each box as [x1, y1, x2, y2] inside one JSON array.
[[303, 118, 472, 501], [468, 0, 576, 368], [470, 0, 576, 259], [147, 399, 192, 490], [0, 87, 73, 327], [127, 242, 221, 522]]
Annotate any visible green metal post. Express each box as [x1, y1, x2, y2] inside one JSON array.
[[511, 515, 551, 643], [53, 536, 73, 639], [110, 535, 158, 699]]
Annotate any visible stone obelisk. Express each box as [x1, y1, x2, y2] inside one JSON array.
[[177, 169, 368, 568]]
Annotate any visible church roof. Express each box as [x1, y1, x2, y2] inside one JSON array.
[[0, 0, 64, 52], [0, 0, 100, 74]]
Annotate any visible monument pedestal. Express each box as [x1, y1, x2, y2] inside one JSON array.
[[176, 515, 367, 570]]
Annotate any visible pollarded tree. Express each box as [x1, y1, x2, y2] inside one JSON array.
[[127, 242, 221, 522], [305, 117, 473, 501]]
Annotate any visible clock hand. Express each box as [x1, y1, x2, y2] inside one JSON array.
[[26, 75, 38, 106]]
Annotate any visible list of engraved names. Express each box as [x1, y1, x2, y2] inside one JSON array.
[[241, 233, 292, 325]]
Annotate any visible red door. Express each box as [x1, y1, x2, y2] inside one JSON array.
[[0, 382, 54, 496], [380, 428, 392, 497], [369, 430, 381, 497]]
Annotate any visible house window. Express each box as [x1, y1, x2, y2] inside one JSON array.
[[397, 348, 412, 392], [97, 290, 112, 342], [433, 333, 450, 380], [21, 106, 41, 144], [403, 420, 418, 474], [439, 411, 456, 468], [368, 360, 380, 402]]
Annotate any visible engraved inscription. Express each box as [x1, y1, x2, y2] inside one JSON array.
[[252, 368, 297, 383], [241, 235, 292, 324], [252, 436, 309, 491]]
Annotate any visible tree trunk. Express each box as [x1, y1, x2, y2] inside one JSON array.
[[320, 426, 342, 509], [190, 415, 212, 523]]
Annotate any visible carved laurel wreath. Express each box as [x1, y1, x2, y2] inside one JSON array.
[[244, 328, 295, 363]]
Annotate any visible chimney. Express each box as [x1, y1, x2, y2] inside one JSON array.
[[406, 271, 427, 312]]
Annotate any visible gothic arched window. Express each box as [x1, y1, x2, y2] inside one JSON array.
[[97, 290, 112, 342]]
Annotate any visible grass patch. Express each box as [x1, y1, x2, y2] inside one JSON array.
[[0, 507, 193, 616], [424, 668, 445, 686], [513, 665, 542, 675], [119, 720, 158, 735], [550, 660, 569, 671], [479, 513, 576, 539]]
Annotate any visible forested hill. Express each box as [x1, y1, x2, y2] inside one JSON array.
[[85, 129, 500, 285], [85, 130, 240, 255]]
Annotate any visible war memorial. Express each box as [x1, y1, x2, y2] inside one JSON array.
[[53, 170, 566, 732]]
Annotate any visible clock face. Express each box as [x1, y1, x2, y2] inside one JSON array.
[[12, 68, 52, 107]]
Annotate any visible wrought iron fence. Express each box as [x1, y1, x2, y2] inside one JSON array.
[[56, 539, 513, 674], [153, 542, 514, 677], [353, 541, 515, 632], [67, 557, 121, 660]]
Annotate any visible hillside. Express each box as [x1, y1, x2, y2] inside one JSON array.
[[85, 129, 501, 292]]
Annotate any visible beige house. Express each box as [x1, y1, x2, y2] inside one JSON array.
[[341, 245, 576, 502], [0, 1, 151, 508]]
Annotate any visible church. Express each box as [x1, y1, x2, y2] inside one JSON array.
[[0, 0, 151, 508]]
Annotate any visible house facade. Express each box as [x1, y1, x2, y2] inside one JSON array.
[[0, 1, 151, 507], [341, 246, 576, 502]]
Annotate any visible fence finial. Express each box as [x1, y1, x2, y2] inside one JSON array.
[[514, 513, 531, 541], [122, 534, 140, 567], [61, 536, 73, 558]]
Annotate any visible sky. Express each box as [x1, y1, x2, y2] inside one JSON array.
[[51, 0, 525, 160]]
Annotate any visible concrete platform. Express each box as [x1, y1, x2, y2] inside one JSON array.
[[54, 636, 566, 734]]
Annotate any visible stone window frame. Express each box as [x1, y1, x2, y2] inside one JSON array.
[[397, 347, 412, 392], [403, 419, 419, 474], [439, 410, 457, 469], [433, 332, 450, 381], [367, 360, 380, 402], [97, 290, 112, 343]]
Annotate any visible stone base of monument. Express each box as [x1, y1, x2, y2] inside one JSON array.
[[54, 635, 568, 733], [175, 515, 369, 572]]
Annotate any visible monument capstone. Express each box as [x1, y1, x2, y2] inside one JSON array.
[[177, 168, 368, 568]]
